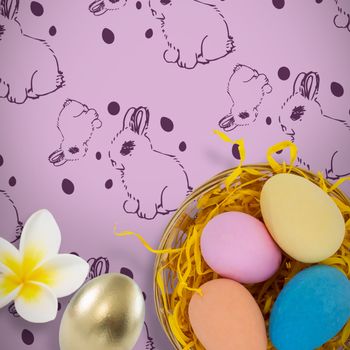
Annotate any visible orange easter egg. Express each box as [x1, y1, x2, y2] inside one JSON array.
[[188, 279, 267, 350]]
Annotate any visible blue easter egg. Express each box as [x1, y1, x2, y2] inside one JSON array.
[[269, 265, 350, 350]]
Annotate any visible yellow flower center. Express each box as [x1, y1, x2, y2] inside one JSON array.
[[21, 245, 46, 282], [0, 245, 55, 301]]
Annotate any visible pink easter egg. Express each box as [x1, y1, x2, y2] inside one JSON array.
[[200, 212, 282, 283]]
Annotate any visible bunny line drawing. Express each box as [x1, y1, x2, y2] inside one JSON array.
[[7, 302, 19, 318], [108, 106, 192, 220], [87, 0, 234, 69], [89, 0, 127, 16], [334, 0, 350, 31], [149, 0, 235, 69], [49, 99, 102, 167], [0, 189, 23, 243], [219, 64, 272, 131], [0, 0, 64, 104], [2, 190, 23, 317], [144, 321, 156, 350], [279, 71, 350, 180], [86, 257, 110, 281]]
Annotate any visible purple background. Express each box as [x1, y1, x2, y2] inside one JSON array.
[[1, 0, 350, 349]]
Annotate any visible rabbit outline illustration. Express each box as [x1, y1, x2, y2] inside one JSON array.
[[149, 0, 235, 69], [87, 0, 234, 69], [108, 106, 192, 220], [89, 0, 127, 16], [0, 189, 23, 243], [0, 0, 64, 104], [49, 99, 102, 167], [86, 257, 110, 281], [334, 0, 350, 31], [219, 64, 272, 131], [279, 71, 350, 180], [144, 320, 156, 350]]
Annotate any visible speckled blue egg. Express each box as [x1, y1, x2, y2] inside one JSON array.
[[269, 265, 350, 350]]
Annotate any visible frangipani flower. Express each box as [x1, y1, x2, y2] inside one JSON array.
[[0, 209, 89, 323]]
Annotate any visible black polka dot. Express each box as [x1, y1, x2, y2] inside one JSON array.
[[105, 179, 113, 189], [58, 302, 61, 311], [179, 141, 187, 152], [160, 117, 174, 132], [316, 0, 323, 3], [108, 101, 120, 115], [266, 117, 272, 125], [331, 82, 344, 97], [102, 28, 115, 44], [0, 154, 3, 167], [49, 26, 57, 36], [272, 0, 285, 9], [278, 67, 290, 80], [145, 28, 153, 39], [136, 1, 142, 9], [9, 176, 16, 187], [142, 292, 147, 300], [22, 329, 34, 345], [120, 267, 134, 279], [62, 178, 74, 195], [96, 152, 102, 160], [30, 1, 44, 16], [232, 144, 241, 160]]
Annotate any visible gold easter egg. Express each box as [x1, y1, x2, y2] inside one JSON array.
[[59, 273, 145, 350]]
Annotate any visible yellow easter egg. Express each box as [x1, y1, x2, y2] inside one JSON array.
[[59, 273, 145, 350], [260, 173, 345, 263]]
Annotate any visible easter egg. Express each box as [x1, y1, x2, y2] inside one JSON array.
[[59, 273, 145, 350], [200, 212, 282, 283], [269, 265, 350, 350], [260, 173, 345, 263], [188, 278, 267, 350]]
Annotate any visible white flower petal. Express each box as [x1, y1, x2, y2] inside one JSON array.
[[0, 237, 21, 275], [20, 210, 61, 270], [0, 274, 21, 308], [15, 281, 57, 323], [30, 254, 89, 298]]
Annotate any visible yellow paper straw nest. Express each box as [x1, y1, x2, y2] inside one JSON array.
[[117, 132, 350, 350]]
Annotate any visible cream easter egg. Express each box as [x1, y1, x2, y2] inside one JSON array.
[[260, 173, 345, 263], [59, 273, 145, 350], [188, 279, 267, 350]]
